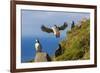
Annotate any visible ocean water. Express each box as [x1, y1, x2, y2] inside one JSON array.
[[21, 37, 63, 63]]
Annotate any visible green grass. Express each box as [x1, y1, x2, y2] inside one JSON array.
[[55, 19, 90, 61]]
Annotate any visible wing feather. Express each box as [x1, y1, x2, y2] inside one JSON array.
[[58, 22, 68, 30], [41, 25, 53, 33]]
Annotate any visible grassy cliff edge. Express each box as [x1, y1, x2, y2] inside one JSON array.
[[55, 19, 90, 61]]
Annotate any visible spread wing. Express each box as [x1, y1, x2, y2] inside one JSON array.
[[41, 25, 53, 33], [58, 22, 68, 30]]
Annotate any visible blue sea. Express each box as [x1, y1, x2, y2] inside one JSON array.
[[21, 37, 64, 63]]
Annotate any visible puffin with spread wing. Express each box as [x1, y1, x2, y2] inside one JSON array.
[[41, 22, 68, 38]]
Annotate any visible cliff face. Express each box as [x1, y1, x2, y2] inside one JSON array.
[[55, 19, 90, 61]]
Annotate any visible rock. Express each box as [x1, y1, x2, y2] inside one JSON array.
[[34, 52, 51, 62]]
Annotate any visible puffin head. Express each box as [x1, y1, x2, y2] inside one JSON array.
[[35, 39, 39, 43]]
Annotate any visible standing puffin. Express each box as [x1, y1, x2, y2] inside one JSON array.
[[34, 39, 52, 62], [35, 39, 42, 52], [41, 22, 68, 38], [55, 44, 63, 57]]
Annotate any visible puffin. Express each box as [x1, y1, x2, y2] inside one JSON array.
[[55, 44, 63, 57], [34, 39, 52, 62], [41, 22, 68, 38], [35, 39, 42, 52]]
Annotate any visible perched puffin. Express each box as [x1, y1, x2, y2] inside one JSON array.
[[55, 44, 63, 57], [35, 39, 42, 52], [41, 22, 68, 38], [34, 39, 52, 62]]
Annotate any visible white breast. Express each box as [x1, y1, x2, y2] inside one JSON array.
[[51, 27, 59, 35], [35, 43, 41, 52]]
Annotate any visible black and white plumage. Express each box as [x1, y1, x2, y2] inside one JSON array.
[[55, 44, 63, 57], [41, 22, 68, 38], [35, 39, 42, 52], [71, 21, 75, 29]]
